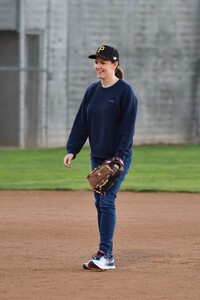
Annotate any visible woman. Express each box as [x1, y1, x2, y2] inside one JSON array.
[[63, 45, 138, 271]]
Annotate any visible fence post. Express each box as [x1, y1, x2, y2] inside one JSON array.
[[19, 0, 26, 148]]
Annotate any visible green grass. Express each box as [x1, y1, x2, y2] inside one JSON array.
[[0, 145, 199, 193], [125, 145, 200, 193]]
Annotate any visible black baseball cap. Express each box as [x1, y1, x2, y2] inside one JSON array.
[[88, 45, 119, 62]]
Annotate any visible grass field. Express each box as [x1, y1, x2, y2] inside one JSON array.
[[0, 145, 199, 193]]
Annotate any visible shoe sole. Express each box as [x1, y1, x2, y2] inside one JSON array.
[[83, 263, 90, 270], [87, 261, 115, 271], [83, 262, 104, 271]]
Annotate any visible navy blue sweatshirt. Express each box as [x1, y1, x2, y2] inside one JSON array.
[[67, 79, 138, 161]]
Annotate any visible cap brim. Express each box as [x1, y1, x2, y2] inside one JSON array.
[[88, 54, 110, 60], [88, 54, 96, 59]]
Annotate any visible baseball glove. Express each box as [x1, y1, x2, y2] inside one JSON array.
[[87, 157, 124, 195]]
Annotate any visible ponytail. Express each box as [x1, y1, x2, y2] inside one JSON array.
[[115, 67, 124, 80]]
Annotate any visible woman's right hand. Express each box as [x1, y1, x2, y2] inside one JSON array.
[[63, 153, 74, 168]]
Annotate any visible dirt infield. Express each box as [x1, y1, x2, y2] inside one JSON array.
[[0, 191, 199, 300]]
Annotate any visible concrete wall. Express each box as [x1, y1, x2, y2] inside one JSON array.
[[67, 0, 200, 145], [0, 0, 199, 148], [0, 0, 17, 30], [25, 0, 68, 147]]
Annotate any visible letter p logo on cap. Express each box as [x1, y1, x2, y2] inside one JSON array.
[[97, 46, 105, 53]]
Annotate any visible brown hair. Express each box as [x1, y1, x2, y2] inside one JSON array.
[[115, 67, 124, 80]]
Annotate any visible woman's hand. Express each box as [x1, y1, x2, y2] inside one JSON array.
[[63, 153, 74, 168], [114, 163, 120, 169]]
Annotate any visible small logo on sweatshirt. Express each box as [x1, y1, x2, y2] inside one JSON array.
[[108, 99, 115, 103]]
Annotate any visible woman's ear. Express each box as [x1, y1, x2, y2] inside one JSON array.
[[113, 61, 119, 70]]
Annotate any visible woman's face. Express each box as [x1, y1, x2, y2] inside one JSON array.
[[94, 57, 118, 80]]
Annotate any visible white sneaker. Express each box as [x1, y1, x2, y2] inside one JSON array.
[[87, 250, 116, 271]]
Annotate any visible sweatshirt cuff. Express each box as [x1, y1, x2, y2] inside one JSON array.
[[66, 148, 76, 159], [114, 151, 125, 162]]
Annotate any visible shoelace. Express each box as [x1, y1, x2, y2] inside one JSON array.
[[92, 250, 106, 260]]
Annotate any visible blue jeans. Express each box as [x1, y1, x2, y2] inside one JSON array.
[[91, 155, 132, 256]]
